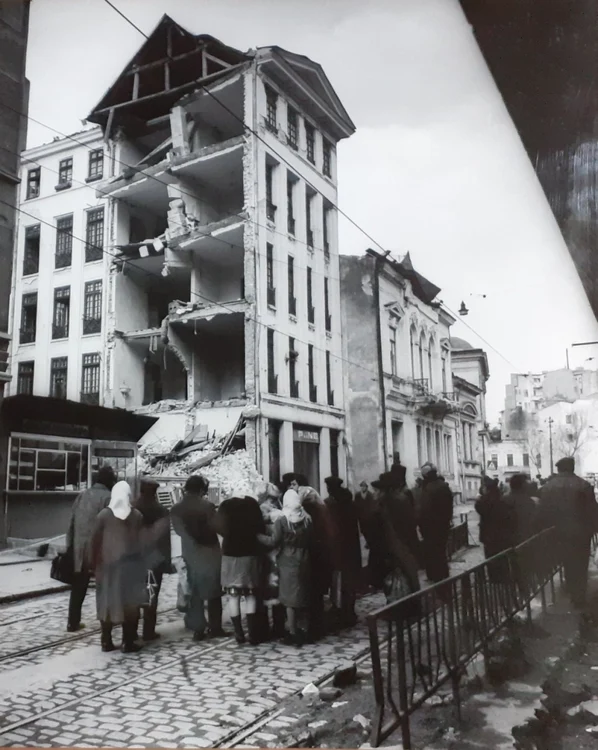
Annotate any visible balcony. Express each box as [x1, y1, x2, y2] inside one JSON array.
[[83, 317, 102, 336], [289, 296, 297, 317], [266, 118, 278, 135], [324, 241, 330, 262], [413, 378, 429, 395], [0, 342, 10, 384], [288, 216, 296, 236], [267, 202, 277, 222], [325, 313, 332, 332], [52, 324, 69, 340], [308, 305, 315, 325], [268, 374, 278, 394], [267, 287, 276, 308], [20, 328, 35, 345], [290, 380, 299, 398], [80, 392, 100, 406], [309, 384, 317, 403], [307, 229, 314, 249], [327, 389, 334, 406], [441, 391, 457, 402]]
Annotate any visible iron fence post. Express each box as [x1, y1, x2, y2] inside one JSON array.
[[446, 580, 462, 723], [368, 615, 385, 748]]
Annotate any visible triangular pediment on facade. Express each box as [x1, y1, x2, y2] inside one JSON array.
[[256, 46, 355, 140], [86, 15, 249, 135], [384, 301, 405, 319]]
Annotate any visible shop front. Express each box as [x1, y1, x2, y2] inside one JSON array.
[[1, 395, 156, 543], [293, 425, 321, 491]]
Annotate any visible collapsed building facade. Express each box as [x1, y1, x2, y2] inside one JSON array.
[[86, 16, 355, 494]]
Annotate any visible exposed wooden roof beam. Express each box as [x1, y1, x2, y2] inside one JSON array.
[[128, 47, 203, 76]]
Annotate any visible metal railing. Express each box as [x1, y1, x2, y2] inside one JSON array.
[[446, 517, 469, 558], [367, 527, 561, 749]]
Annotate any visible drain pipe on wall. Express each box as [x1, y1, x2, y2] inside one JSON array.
[[368, 249, 389, 472]]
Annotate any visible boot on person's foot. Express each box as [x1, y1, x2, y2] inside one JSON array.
[[272, 604, 286, 639], [246, 613, 260, 646], [231, 615, 246, 644]]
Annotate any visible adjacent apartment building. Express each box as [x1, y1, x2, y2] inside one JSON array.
[[8, 127, 108, 405], [81, 15, 354, 494], [340, 250, 490, 498]]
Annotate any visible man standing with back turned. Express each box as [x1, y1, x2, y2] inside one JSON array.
[[66, 465, 116, 632], [539, 456, 598, 608]]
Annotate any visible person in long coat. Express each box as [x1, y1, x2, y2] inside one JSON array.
[[65, 465, 116, 632], [132, 478, 171, 641], [418, 463, 454, 584], [171, 474, 225, 641], [382, 468, 421, 565], [255, 482, 285, 641], [259, 489, 312, 646], [475, 476, 515, 583], [324, 476, 362, 627], [91, 481, 146, 653], [215, 491, 266, 645]]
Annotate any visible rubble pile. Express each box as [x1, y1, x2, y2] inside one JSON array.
[[136, 399, 190, 414], [199, 450, 263, 497]]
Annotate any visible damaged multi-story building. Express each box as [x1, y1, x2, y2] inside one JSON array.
[[85, 15, 355, 493]]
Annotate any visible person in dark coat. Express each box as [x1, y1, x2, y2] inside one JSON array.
[[538, 457, 598, 608], [381, 468, 421, 564], [354, 480, 384, 588], [324, 476, 361, 627], [506, 474, 539, 545], [133, 478, 171, 641], [91, 481, 146, 653], [171, 474, 225, 641], [475, 476, 515, 583], [418, 463, 454, 583], [256, 481, 285, 642], [215, 491, 266, 645], [65, 465, 116, 632]]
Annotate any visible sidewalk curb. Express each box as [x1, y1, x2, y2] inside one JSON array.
[[0, 584, 70, 605]]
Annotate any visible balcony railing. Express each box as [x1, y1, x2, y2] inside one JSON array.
[[413, 378, 429, 394], [267, 287, 276, 308], [327, 388, 334, 406], [0, 350, 8, 374], [307, 229, 314, 248], [309, 384, 317, 403], [83, 317, 102, 335], [288, 216, 296, 236], [266, 118, 278, 134], [20, 328, 35, 345], [325, 313, 332, 332], [308, 305, 315, 324], [266, 202, 277, 222], [441, 391, 456, 402], [290, 380, 299, 398], [268, 374, 278, 394], [289, 296, 297, 317], [55, 252, 72, 269], [80, 392, 100, 405], [52, 324, 68, 340]]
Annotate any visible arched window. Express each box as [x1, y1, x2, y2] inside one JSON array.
[[410, 325, 417, 378], [418, 332, 425, 384], [428, 336, 434, 391]]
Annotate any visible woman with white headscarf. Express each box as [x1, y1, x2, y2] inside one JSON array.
[[258, 488, 312, 646], [91, 480, 146, 653]]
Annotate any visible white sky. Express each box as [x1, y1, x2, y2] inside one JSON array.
[[24, 0, 598, 421]]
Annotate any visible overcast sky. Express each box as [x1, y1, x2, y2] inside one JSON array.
[[24, 0, 598, 421]]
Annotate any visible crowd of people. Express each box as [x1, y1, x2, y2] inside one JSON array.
[[64, 454, 460, 652]]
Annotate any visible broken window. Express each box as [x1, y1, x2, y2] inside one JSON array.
[[55, 215, 73, 268], [267, 243, 275, 307], [88, 149, 103, 181], [326, 350, 334, 405], [323, 140, 332, 177], [305, 122, 315, 164], [85, 208, 104, 262], [266, 163, 276, 222], [81, 353, 101, 405], [23, 224, 40, 275], [20, 293, 37, 344], [83, 280, 102, 334], [287, 106, 298, 149], [307, 267, 314, 324], [52, 286, 70, 340], [289, 337, 299, 397], [58, 157, 73, 188], [288, 255, 296, 316], [50, 356, 68, 399], [17, 361, 34, 395], [266, 86, 277, 131], [324, 277, 331, 332], [26, 168, 40, 200], [308, 344, 316, 402], [287, 176, 295, 235], [267, 328, 277, 393]]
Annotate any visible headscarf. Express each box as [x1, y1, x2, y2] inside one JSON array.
[[298, 485, 324, 506], [282, 488, 308, 524], [109, 480, 133, 520]]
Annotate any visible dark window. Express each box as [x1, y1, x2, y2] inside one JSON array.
[[26, 168, 40, 200], [287, 177, 295, 235], [81, 353, 100, 405], [326, 350, 334, 405], [23, 224, 40, 275], [58, 157, 73, 186], [307, 267, 314, 324], [308, 344, 316, 402], [266, 86, 277, 131], [287, 107, 298, 149], [55, 215, 73, 268], [306, 192, 313, 247], [267, 328, 277, 393], [88, 149, 103, 180], [266, 163, 276, 221], [266, 243, 275, 307], [52, 286, 70, 339], [20, 293, 37, 344], [17, 361, 34, 395], [507, 454, 514, 467], [268, 420, 282, 486], [85, 208, 104, 262], [330, 429, 339, 477], [523, 453, 530, 467], [288, 256, 296, 316], [323, 206, 330, 258], [289, 337, 299, 397], [83, 280, 102, 334], [390, 326, 397, 375], [305, 122, 315, 163], [323, 140, 332, 177], [50, 357, 68, 399], [324, 277, 331, 332]]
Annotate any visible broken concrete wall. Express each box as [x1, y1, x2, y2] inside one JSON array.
[[194, 404, 246, 436], [112, 338, 145, 409], [138, 411, 190, 447], [194, 329, 245, 401], [167, 177, 221, 226], [198, 259, 243, 303], [115, 272, 149, 331]]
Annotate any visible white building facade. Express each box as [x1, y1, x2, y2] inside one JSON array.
[[8, 127, 108, 405], [85, 16, 355, 495]]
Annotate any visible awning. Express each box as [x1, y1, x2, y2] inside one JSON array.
[[1, 395, 157, 443]]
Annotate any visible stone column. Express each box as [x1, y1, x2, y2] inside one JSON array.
[[170, 106, 190, 156], [280, 420, 294, 477]]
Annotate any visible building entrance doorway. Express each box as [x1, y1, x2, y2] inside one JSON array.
[[293, 425, 320, 490]]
